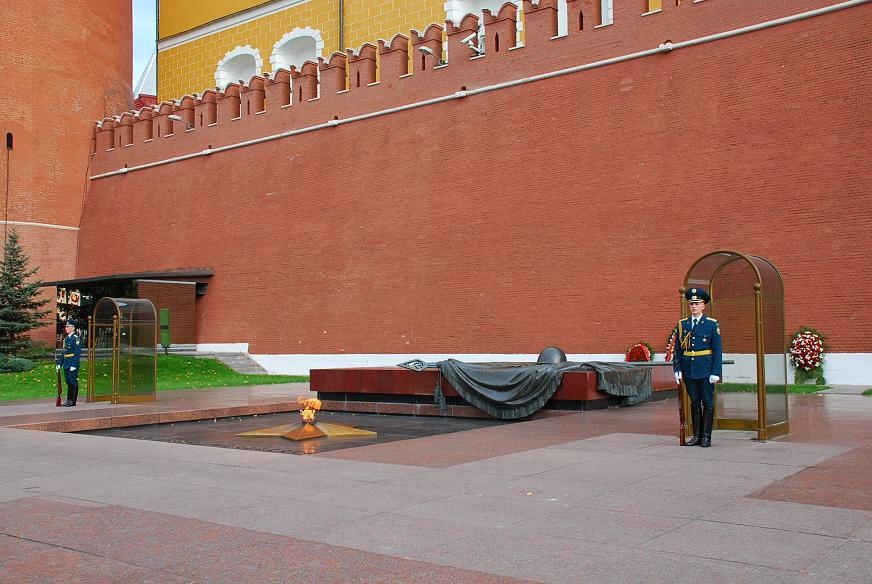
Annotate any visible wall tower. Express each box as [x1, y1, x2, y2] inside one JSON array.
[[0, 0, 133, 344]]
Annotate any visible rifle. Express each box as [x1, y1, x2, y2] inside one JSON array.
[[56, 366, 63, 407], [678, 378, 689, 446], [55, 336, 63, 407], [669, 321, 692, 445]]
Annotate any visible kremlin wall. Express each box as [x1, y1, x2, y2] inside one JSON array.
[[55, 1, 872, 380]]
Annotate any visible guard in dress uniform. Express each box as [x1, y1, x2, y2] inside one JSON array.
[[672, 288, 722, 447], [55, 320, 82, 407]]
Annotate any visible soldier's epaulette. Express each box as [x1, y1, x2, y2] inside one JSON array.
[[706, 317, 718, 322]]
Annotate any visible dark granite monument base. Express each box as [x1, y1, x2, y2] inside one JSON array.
[[310, 364, 677, 419]]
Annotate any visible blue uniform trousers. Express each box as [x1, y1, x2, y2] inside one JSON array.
[[64, 368, 79, 404], [684, 376, 714, 410]]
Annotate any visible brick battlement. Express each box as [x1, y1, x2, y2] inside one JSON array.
[[90, 0, 855, 176]]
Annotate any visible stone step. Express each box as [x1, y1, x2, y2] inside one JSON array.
[[212, 353, 269, 375]]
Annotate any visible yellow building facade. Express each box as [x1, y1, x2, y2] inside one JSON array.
[[158, 0, 444, 100], [157, 0, 661, 101]]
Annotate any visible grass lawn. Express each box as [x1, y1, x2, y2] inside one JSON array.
[[0, 355, 308, 402], [718, 382, 829, 394], [864, 389, 872, 397]]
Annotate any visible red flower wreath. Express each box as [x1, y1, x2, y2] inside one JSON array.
[[625, 342, 655, 362]]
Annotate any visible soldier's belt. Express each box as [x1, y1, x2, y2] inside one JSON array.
[[685, 350, 712, 357], [64, 353, 75, 357]]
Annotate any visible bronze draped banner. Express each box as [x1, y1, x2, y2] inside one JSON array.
[[435, 359, 653, 420]]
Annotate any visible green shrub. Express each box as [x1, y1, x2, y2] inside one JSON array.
[[16, 339, 54, 360], [0, 354, 36, 373]]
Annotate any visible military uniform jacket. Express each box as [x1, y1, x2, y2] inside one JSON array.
[[56, 334, 82, 369], [672, 315, 722, 379]]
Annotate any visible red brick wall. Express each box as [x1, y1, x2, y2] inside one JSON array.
[[0, 0, 132, 345], [79, 1, 871, 355], [135, 281, 197, 344]]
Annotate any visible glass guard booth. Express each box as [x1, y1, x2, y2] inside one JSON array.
[[682, 251, 788, 442], [87, 298, 157, 404]]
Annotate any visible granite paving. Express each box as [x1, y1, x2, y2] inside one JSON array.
[[1, 387, 871, 583]]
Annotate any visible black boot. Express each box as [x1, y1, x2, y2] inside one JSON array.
[[685, 403, 702, 446], [700, 407, 714, 447]]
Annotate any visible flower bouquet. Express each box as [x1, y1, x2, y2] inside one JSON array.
[[664, 327, 679, 362], [625, 341, 655, 362], [789, 327, 826, 384]]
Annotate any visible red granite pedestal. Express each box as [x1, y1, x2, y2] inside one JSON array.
[[310, 364, 676, 418]]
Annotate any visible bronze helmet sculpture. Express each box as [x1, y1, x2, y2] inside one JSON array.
[[537, 346, 567, 364]]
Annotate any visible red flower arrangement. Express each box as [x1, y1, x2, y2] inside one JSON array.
[[789, 327, 826, 384], [625, 342, 655, 362]]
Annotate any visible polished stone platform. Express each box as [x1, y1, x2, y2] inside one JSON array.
[[311, 363, 676, 418], [0, 383, 311, 433]]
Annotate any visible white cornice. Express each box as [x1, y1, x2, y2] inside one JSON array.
[[1, 220, 80, 231], [158, 0, 310, 51]]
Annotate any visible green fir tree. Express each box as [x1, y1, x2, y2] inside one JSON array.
[[0, 230, 51, 355]]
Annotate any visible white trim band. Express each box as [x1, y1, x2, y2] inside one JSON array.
[[1, 220, 80, 231], [196, 343, 250, 353]]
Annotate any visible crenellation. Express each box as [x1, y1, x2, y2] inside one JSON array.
[[564, 0, 589, 33], [216, 84, 241, 122], [174, 96, 197, 129], [117, 112, 134, 148], [133, 107, 154, 142], [291, 61, 319, 103], [445, 15, 480, 70], [411, 24, 444, 72], [264, 69, 292, 108], [90, 0, 862, 173], [240, 76, 266, 117], [348, 43, 379, 88], [194, 90, 217, 128], [522, 0, 559, 43], [456, 13, 482, 32], [482, 5, 518, 54], [318, 52, 349, 96], [95, 117, 115, 153], [153, 101, 176, 138], [377, 34, 410, 80]]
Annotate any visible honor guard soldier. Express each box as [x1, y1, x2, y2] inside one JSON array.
[[673, 288, 722, 447], [56, 320, 82, 407]]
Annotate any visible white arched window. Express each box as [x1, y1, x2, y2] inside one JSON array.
[[215, 45, 263, 89], [270, 28, 324, 71]]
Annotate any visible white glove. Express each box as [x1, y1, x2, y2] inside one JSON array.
[[56, 365, 61, 371], [709, 375, 719, 383], [70, 367, 76, 372], [674, 372, 682, 383]]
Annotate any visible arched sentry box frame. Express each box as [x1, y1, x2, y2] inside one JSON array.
[[680, 251, 788, 442], [87, 298, 157, 404]]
